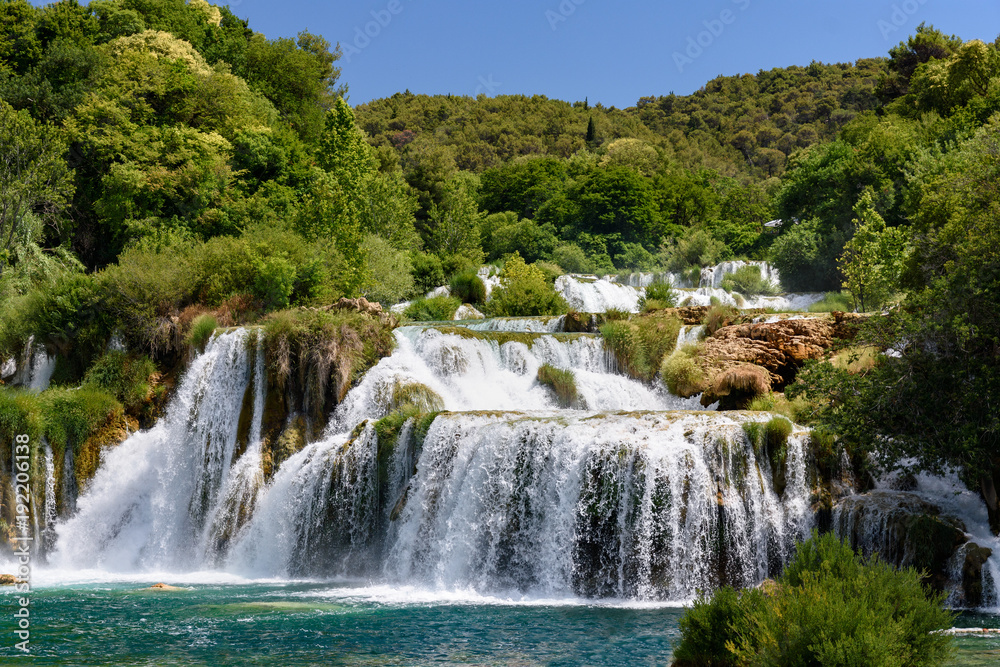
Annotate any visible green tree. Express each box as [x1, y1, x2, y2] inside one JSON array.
[[839, 190, 908, 312], [486, 253, 568, 317], [428, 173, 484, 264], [0, 101, 74, 268]]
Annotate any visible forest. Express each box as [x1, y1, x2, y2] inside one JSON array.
[[0, 0, 998, 522]]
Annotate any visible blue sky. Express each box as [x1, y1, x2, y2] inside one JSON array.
[[230, 0, 1000, 108]]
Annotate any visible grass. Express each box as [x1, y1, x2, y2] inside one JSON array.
[[537, 364, 579, 408], [808, 291, 855, 313], [831, 345, 879, 373], [746, 391, 811, 423], [404, 295, 461, 321], [187, 313, 218, 350], [600, 312, 683, 382], [639, 281, 678, 311], [661, 343, 707, 396], [703, 304, 740, 336], [720, 265, 780, 297]]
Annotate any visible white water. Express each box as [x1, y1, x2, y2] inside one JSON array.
[[51, 329, 265, 572], [467, 316, 566, 333], [674, 325, 706, 351]]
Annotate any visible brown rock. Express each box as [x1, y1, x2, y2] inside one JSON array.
[[144, 583, 185, 591], [0, 574, 17, 585]]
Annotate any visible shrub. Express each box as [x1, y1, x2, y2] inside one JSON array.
[[411, 251, 445, 295], [720, 265, 779, 297], [404, 296, 461, 321], [639, 281, 678, 311], [808, 291, 855, 313], [550, 243, 591, 274], [533, 261, 563, 284], [39, 387, 124, 456], [602, 312, 683, 382], [486, 253, 569, 317], [664, 227, 729, 274], [449, 271, 487, 305], [673, 532, 955, 667], [703, 304, 739, 336], [537, 364, 578, 408], [661, 344, 707, 396], [361, 234, 414, 306], [187, 314, 218, 350], [83, 352, 157, 411]]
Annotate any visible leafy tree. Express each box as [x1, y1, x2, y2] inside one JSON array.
[[427, 173, 484, 264], [839, 189, 908, 312], [0, 101, 74, 268]]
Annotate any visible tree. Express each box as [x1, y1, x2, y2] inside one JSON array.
[[486, 253, 568, 317], [0, 101, 74, 269], [838, 189, 908, 312], [427, 173, 484, 263]]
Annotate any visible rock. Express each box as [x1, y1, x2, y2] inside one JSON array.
[[961, 543, 993, 607], [143, 583, 185, 591], [563, 311, 595, 333], [0, 574, 17, 585], [330, 297, 383, 316], [835, 491, 966, 591], [665, 306, 712, 326], [453, 304, 485, 320]]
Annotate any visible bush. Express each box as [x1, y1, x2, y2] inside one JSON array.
[[361, 234, 414, 306], [449, 271, 487, 305], [664, 227, 729, 274], [639, 281, 678, 311], [661, 344, 707, 397], [486, 253, 569, 317], [404, 296, 461, 321], [808, 291, 855, 313], [83, 352, 157, 411], [187, 314, 218, 350], [720, 265, 779, 297], [411, 251, 445, 295], [537, 364, 578, 408], [550, 243, 591, 274], [703, 305, 739, 336], [601, 312, 683, 382], [673, 532, 954, 667]]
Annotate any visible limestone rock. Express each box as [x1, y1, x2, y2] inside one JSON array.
[[0, 574, 16, 585]]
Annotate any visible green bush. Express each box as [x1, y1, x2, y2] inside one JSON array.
[[410, 251, 445, 295], [39, 387, 123, 455], [664, 227, 729, 274], [808, 291, 855, 313], [550, 243, 592, 274], [187, 314, 218, 350], [449, 271, 487, 305], [720, 265, 779, 297], [661, 344, 707, 396], [601, 312, 683, 382], [672, 532, 954, 667], [639, 281, 678, 310], [537, 364, 578, 408], [83, 352, 157, 411], [404, 296, 462, 321], [486, 253, 569, 317]]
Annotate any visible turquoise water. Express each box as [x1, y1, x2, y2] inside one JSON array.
[[5, 578, 1000, 665], [1, 579, 684, 665]]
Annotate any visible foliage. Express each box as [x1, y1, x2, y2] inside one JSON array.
[[186, 313, 217, 349], [82, 351, 157, 411], [703, 304, 739, 336], [639, 280, 678, 311], [720, 265, 779, 297], [663, 227, 729, 275], [536, 364, 578, 408], [360, 234, 414, 307], [838, 189, 908, 312], [404, 295, 461, 322], [673, 532, 954, 667], [486, 253, 569, 317], [661, 344, 707, 397], [601, 311, 683, 382], [449, 270, 487, 306], [807, 292, 855, 313]]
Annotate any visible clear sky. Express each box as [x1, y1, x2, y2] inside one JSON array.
[[230, 0, 1000, 108], [82, 1, 1000, 107]]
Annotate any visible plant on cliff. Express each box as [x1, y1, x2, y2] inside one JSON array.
[[83, 351, 158, 412], [638, 280, 678, 311], [661, 344, 707, 397], [537, 364, 578, 408], [672, 532, 953, 667], [601, 311, 683, 382], [720, 265, 780, 298]]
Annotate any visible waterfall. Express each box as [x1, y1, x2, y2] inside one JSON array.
[[385, 412, 812, 599], [555, 275, 643, 313], [51, 329, 265, 572], [674, 325, 706, 351], [41, 441, 57, 558]]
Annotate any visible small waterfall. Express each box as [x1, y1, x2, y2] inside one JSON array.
[[41, 441, 57, 558], [674, 325, 706, 351], [699, 261, 782, 290], [51, 329, 265, 572], [555, 275, 644, 313], [467, 316, 566, 333], [330, 327, 690, 430]]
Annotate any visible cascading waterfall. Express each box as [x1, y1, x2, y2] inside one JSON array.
[[384, 412, 812, 598], [51, 329, 265, 572]]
